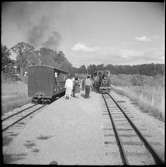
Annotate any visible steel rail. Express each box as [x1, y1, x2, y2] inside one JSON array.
[[2, 105, 46, 132], [2, 104, 37, 121], [107, 93, 164, 164], [102, 94, 129, 165]]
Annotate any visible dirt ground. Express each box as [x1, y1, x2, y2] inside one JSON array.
[[3, 90, 165, 165]]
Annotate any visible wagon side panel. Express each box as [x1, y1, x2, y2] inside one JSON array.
[[28, 66, 55, 98]]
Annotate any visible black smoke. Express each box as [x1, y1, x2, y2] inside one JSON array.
[[27, 16, 49, 47], [42, 31, 62, 50], [2, 2, 62, 50]]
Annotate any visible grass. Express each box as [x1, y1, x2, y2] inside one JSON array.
[[110, 74, 165, 122], [2, 80, 31, 115]]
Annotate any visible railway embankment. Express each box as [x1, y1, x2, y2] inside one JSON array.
[[2, 81, 30, 115], [111, 85, 165, 122]]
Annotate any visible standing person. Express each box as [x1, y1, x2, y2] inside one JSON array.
[[71, 76, 75, 96], [82, 77, 85, 91], [93, 75, 98, 92], [84, 75, 92, 98], [73, 77, 80, 97], [65, 75, 73, 99], [91, 76, 94, 91]]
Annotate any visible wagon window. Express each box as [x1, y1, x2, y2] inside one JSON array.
[[55, 72, 58, 78], [57, 73, 64, 81]]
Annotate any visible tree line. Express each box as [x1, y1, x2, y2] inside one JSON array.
[[1, 42, 73, 80], [1, 43, 164, 81], [73, 63, 164, 76]]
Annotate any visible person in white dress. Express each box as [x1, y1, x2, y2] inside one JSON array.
[[65, 75, 73, 99]]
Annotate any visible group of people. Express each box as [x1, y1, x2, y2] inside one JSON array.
[[64, 75, 92, 99]]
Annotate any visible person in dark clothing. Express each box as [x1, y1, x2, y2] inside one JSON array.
[[84, 75, 92, 98], [82, 78, 85, 91], [73, 77, 80, 97]]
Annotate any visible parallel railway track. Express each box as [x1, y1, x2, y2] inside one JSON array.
[[2, 93, 65, 132], [102, 93, 164, 165], [2, 104, 46, 132], [2, 104, 38, 121]]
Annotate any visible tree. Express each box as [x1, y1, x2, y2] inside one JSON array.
[[96, 64, 104, 70], [56, 51, 73, 72], [11, 42, 35, 79], [87, 64, 97, 75], [79, 65, 87, 74], [1, 45, 13, 72]]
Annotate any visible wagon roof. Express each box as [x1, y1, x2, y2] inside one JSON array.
[[29, 65, 68, 74]]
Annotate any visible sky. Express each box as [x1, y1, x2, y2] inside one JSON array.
[[2, 2, 165, 67]]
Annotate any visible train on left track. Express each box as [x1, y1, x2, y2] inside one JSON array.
[[28, 65, 68, 104]]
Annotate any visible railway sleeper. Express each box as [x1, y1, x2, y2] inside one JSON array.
[[122, 141, 143, 146]]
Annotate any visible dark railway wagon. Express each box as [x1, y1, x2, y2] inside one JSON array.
[[28, 65, 68, 104]]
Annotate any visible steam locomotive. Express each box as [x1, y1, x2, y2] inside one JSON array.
[[93, 70, 111, 93], [28, 65, 68, 104]]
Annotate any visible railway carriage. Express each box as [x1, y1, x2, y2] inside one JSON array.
[[28, 65, 68, 104]]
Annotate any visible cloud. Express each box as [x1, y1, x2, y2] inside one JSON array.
[[71, 45, 164, 66], [135, 36, 151, 42], [95, 46, 143, 58], [119, 49, 143, 58], [71, 43, 99, 52]]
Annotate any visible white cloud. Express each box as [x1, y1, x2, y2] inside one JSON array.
[[119, 49, 143, 58], [71, 43, 164, 66], [71, 45, 164, 66], [96, 46, 143, 58], [135, 36, 151, 42], [71, 43, 99, 52]]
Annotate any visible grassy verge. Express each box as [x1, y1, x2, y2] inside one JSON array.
[[110, 74, 165, 122], [2, 81, 31, 115]]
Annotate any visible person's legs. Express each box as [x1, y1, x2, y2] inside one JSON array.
[[65, 87, 69, 99], [77, 87, 81, 97], [65, 89, 67, 98], [87, 86, 90, 97], [85, 85, 90, 98], [69, 88, 72, 99], [85, 86, 87, 98], [66, 87, 72, 99], [65, 88, 68, 99], [73, 87, 75, 97]]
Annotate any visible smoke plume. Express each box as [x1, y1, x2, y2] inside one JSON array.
[[2, 2, 62, 50], [42, 31, 62, 50], [27, 16, 50, 47]]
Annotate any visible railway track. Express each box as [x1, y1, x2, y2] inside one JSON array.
[[102, 93, 164, 165], [2, 93, 65, 132], [2, 104, 46, 132]]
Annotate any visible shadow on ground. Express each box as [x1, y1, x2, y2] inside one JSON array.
[[3, 136, 14, 146], [3, 153, 27, 164]]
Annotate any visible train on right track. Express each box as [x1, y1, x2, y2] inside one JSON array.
[[92, 70, 111, 94]]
